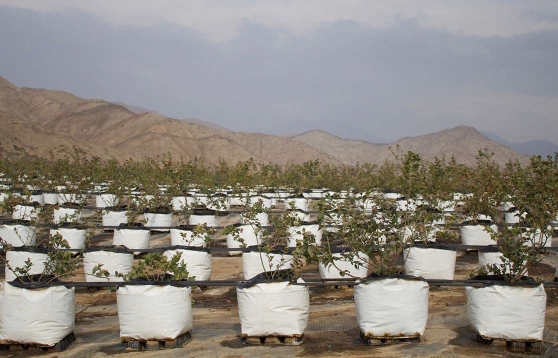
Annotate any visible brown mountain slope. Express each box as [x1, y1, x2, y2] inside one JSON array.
[[292, 126, 529, 166], [0, 77, 125, 159], [0, 77, 338, 164]]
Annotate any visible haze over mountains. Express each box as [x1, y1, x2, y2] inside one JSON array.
[[0, 76, 530, 166]]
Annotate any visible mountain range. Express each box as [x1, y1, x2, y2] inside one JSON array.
[[480, 131, 558, 158], [0, 76, 529, 166]]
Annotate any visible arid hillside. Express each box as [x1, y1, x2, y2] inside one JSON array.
[[292, 127, 529, 166], [0, 76, 528, 165], [0, 77, 338, 164]]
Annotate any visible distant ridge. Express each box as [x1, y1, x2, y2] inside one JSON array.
[[113, 101, 230, 132], [0, 76, 528, 166], [481, 131, 558, 158], [293, 126, 529, 166]]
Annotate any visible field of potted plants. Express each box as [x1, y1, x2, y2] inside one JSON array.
[[0, 150, 555, 353]]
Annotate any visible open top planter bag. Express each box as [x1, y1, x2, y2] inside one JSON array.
[[83, 246, 134, 282], [96, 193, 119, 208], [12, 204, 40, 222], [170, 225, 208, 247], [188, 209, 219, 228], [0, 278, 75, 347], [242, 247, 294, 280], [466, 276, 546, 342], [163, 246, 212, 281], [143, 205, 173, 231], [476, 246, 522, 275], [4, 247, 49, 282], [240, 212, 269, 226], [236, 271, 310, 339], [403, 244, 457, 280], [0, 221, 36, 247], [50, 225, 87, 250], [112, 223, 151, 253], [285, 195, 309, 211], [53, 206, 82, 225], [287, 221, 323, 248], [117, 282, 193, 341], [318, 249, 369, 280], [460, 223, 498, 246], [102, 206, 128, 227], [226, 223, 262, 255], [354, 275, 429, 339]]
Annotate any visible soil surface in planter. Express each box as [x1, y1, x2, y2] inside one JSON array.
[[1, 205, 558, 357]]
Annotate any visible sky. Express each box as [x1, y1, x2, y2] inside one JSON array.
[[0, 1, 557, 143]]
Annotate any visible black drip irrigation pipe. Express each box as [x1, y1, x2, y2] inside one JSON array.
[[7, 278, 558, 290], [2, 243, 557, 254]]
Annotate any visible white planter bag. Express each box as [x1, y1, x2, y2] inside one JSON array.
[[164, 248, 212, 281], [83, 249, 134, 282], [43, 192, 59, 205], [12, 205, 40, 221], [226, 224, 262, 255], [170, 227, 208, 247], [466, 283, 546, 341], [287, 223, 323, 247], [54, 207, 82, 224], [521, 228, 552, 248], [113, 226, 151, 252], [117, 285, 193, 341], [102, 209, 128, 227], [230, 196, 246, 207], [50, 227, 87, 250], [237, 280, 309, 337], [402, 226, 439, 243], [172, 196, 188, 211], [289, 210, 311, 223], [206, 196, 231, 211], [478, 248, 513, 275], [477, 246, 529, 276], [261, 193, 277, 207], [28, 193, 45, 206], [96, 194, 119, 208], [285, 197, 309, 211], [0, 283, 75, 346], [324, 211, 343, 232], [354, 277, 429, 337], [240, 212, 269, 226], [403, 245, 457, 280], [319, 252, 369, 279], [242, 251, 293, 280], [58, 193, 87, 205], [189, 213, 218, 227], [460, 224, 498, 246], [5, 250, 49, 282], [248, 196, 272, 210], [0, 223, 36, 247], [144, 212, 173, 230]]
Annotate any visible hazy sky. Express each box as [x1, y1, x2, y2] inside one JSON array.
[[1, 1, 557, 143]]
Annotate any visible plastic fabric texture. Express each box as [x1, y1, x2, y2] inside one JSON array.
[[354, 277, 429, 337], [237, 280, 309, 337], [466, 284, 546, 341], [117, 285, 193, 340], [0, 283, 75, 346]]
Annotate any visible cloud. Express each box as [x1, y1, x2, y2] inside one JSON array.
[[0, 5, 557, 144], [1, 0, 558, 41]]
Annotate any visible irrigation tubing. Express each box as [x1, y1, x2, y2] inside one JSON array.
[[7, 278, 558, 290]]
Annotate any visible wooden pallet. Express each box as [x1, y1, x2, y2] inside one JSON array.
[[242, 335, 304, 345], [360, 331, 421, 346], [476, 334, 547, 355], [0, 332, 75, 352], [125, 331, 193, 351]]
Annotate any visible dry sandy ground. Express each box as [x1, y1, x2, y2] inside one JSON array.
[[1, 212, 558, 357]]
